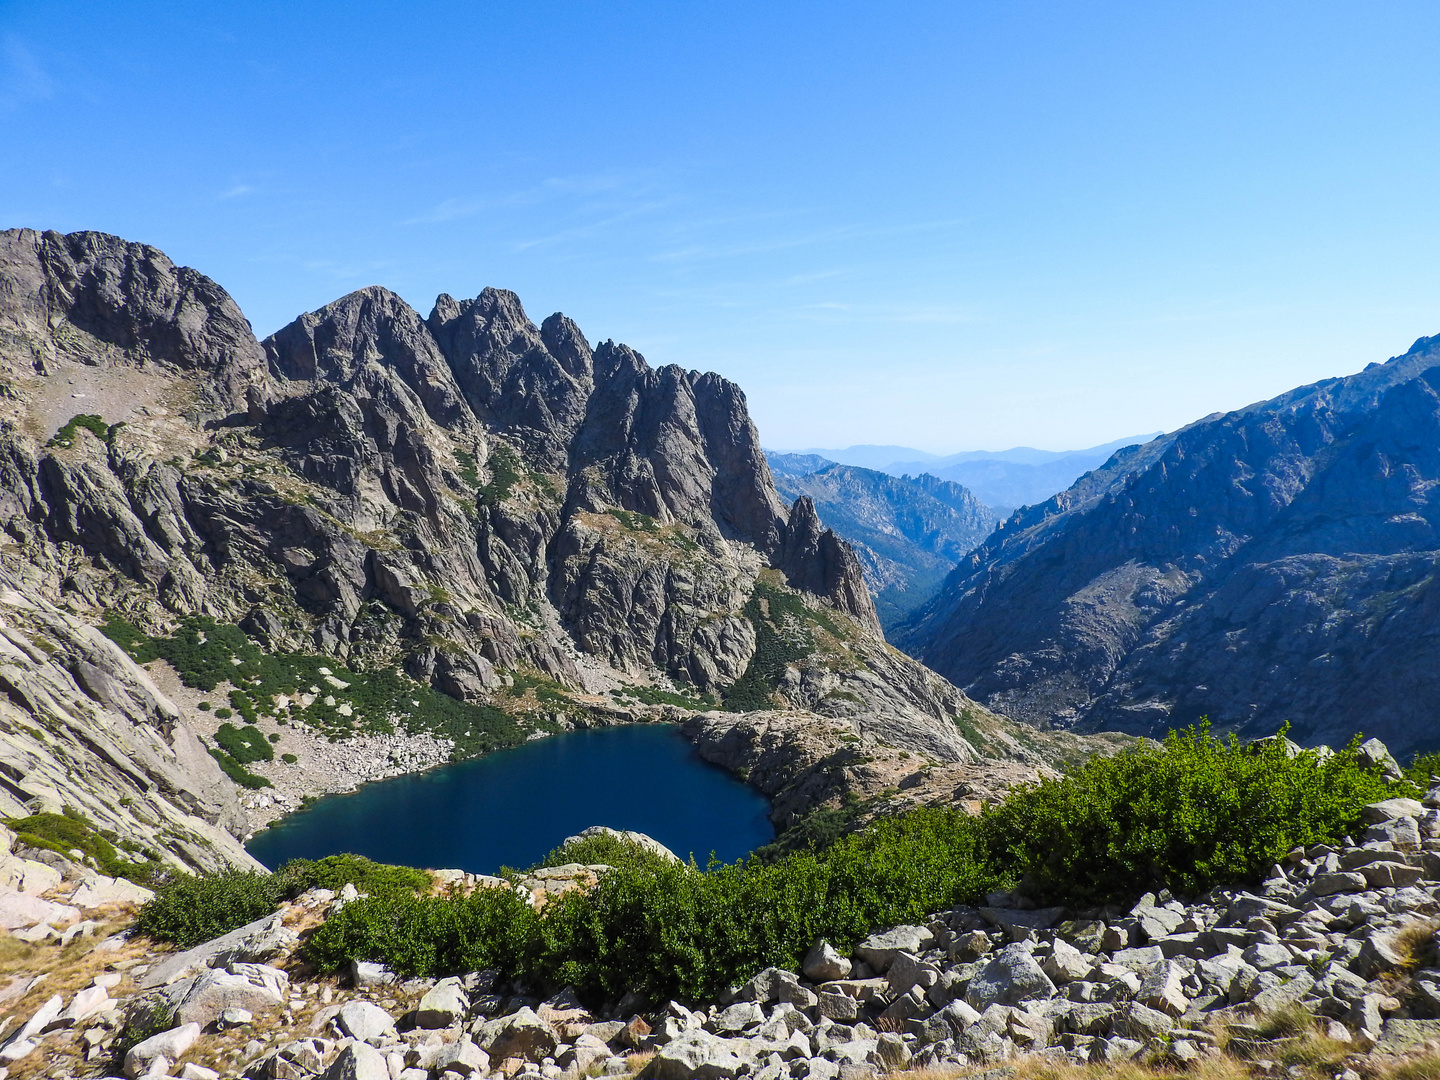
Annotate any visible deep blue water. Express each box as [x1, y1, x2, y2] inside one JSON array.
[[246, 725, 773, 874]]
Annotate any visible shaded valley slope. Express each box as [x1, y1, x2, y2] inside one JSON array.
[[897, 336, 1440, 757]]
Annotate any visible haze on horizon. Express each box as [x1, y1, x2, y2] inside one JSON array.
[[3, 2, 1438, 452]]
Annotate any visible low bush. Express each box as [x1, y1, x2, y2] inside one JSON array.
[[208, 748, 271, 789], [977, 723, 1406, 905], [134, 854, 431, 947], [303, 805, 997, 1002], [1407, 749, 1440, 787], [131, 869, 286, 947], [161, 724, 1413, 1008], [8, 808, 162, 883], [214, 723, 272, 765]]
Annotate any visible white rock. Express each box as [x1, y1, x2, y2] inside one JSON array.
[[124, 1021, 201, 1078]]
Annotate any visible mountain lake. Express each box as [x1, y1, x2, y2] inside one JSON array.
[[246, 724, 774, 873]]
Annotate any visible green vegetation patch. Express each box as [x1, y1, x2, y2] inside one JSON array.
[[207, 748, 271, 789], [479, 443, 522, 506], [725, 580, 841, 711], [1407, 749, 1440, 787], [214, 723, 272, 765], [611, 684, 716, 710], [8, 808, 162, 883], [134, 854, 432, 948], [101, 614, 532, 759], [46, 414, 116, 449], [978, 722, 1408, 905], [138, 723, 1412, 1009]]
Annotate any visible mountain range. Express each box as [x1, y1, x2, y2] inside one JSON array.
[[896, 337, 1440, 757], [789, 435, 1162, 511]]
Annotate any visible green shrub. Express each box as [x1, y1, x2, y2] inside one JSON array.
[[286, 854, 432, 897], [208, 748, 271, 789], [531, 833, 675, 874], [100, 614, 529, 758], [281, 753, 298, 764], [978, 723, 1407, 905], [132, 870, 286, 947], [215, 723, 273, 765], [302, 805, 997, 1003], [47, 414, 112, 448], [304, 884, 538, 977], [8, 809, 161, 883], [725, 581, 836, 711], [1407, 750, 1440, 787], [479, 443, 522, 506], [134, 855, 430, 947]]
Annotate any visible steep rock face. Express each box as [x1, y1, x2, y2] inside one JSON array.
[[0, 569, 258, 872], [767, 455, 998, 630], [0, 228, 265, 414], [898, 337, 1440, 756]]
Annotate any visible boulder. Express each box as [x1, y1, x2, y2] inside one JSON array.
[[416, 977, 469, 1028], [855, 926, 930, 972], [124, 1021, 201, 1079], [639, 1029, 751, 1080], [139, 912, 287, 989], [964, 944, 1057, 1009], [803, 939, 852, 982], [1136, 960, 1189, 1017], [738, 967, 801, 1005], [335, 1000, 398, 1045], [474, 1005, 559, 1062], [174, 963, 288, 1029], [321, 1040, 390, 1080], [1041, 939, 1093, 984], [432, 1037, 489, 1076]]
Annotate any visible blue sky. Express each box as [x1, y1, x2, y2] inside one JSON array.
[[3, 2, 1439, 452]]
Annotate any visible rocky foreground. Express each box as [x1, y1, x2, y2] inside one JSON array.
[[4, 781, 1440, 1079]]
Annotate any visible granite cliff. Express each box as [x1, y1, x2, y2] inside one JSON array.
[[897, 335, 1440, 757]]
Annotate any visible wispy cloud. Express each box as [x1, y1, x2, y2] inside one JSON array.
[[218, 184, 254, 200], [0, 36, 54, 112]]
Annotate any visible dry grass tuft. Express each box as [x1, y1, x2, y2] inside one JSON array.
[[1384, 1052, 1440, 1080]]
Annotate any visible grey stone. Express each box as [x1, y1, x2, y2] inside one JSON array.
[[803, 941, 852, 983], [639, 1030, 751, 1080], [1041, 939, 1093, 985], [336, 1001, 398, 1045], [818, 991, 859, 1022], [124, 1021, 201, 1079], [965, 944, 1057, 1009], [432, 1037, 489, 1076], [1373, 1018, 1440, 1054], [475, 1006, 559, 1062], [738, 967, 800, 1005], [1136, 961, 1189, 1017], [855, 926, 930, 972], [712, 1002, 763, 1034], [321, 1041, 391, 1080], [870, 1032, 910, 1071], [417, 978, 470, 1028]]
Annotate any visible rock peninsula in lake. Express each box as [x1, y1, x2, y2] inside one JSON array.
[[247, 725, 774, 873]]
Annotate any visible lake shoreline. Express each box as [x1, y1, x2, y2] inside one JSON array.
[[245, 724, 775, 875]]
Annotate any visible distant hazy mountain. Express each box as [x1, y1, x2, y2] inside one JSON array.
[[792, 444, 939, 470], [766, 453, 999, 630], [895, 335, 1440, 757], [787, 435, 1162, 512]]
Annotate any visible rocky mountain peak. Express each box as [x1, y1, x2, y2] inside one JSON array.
[[777, 496, 880, 630], [0, 227, 265, 414]]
